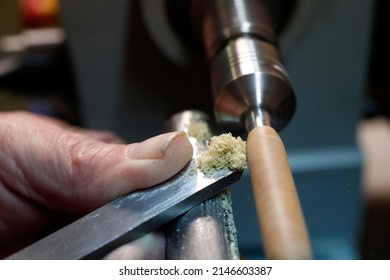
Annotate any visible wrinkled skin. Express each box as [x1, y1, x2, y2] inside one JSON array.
[[0, 111, 193, 258]]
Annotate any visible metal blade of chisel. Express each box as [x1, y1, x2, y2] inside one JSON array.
[[7, 156, 242, 260]]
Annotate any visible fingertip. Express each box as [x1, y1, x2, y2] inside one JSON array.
[[94, 132, 193, 207], [164, 131, 193, 162], [126, 131, 193, 161]]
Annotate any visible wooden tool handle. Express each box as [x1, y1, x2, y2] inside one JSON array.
[[247, 126, 312, 259]]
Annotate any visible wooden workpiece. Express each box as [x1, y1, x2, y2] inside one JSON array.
[[247, 126, 312, 259]]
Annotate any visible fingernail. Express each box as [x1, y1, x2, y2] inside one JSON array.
[[160, 131, 188, 156], [126, 131, 188, 160]]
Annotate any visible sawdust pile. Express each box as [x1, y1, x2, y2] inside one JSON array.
[[197, 133, 247, 175]]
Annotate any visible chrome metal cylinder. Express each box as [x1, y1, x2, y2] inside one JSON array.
[[191, 0, 296, 132], [191, 0, 275, 60], [165, 190, 240, 260], [211, 37, 295, 132], [245, 107, 271, 131]]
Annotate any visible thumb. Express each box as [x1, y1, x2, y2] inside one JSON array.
[[60, 131, 193, 213], [10, 129, 193, 213]]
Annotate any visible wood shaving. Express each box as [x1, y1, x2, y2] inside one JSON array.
[[197, 133, 247, 175]]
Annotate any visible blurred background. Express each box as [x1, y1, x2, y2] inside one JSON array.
[[1, 0, 389, 259]]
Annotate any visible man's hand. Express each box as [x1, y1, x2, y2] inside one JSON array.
[[0, 111, 193, 258]]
